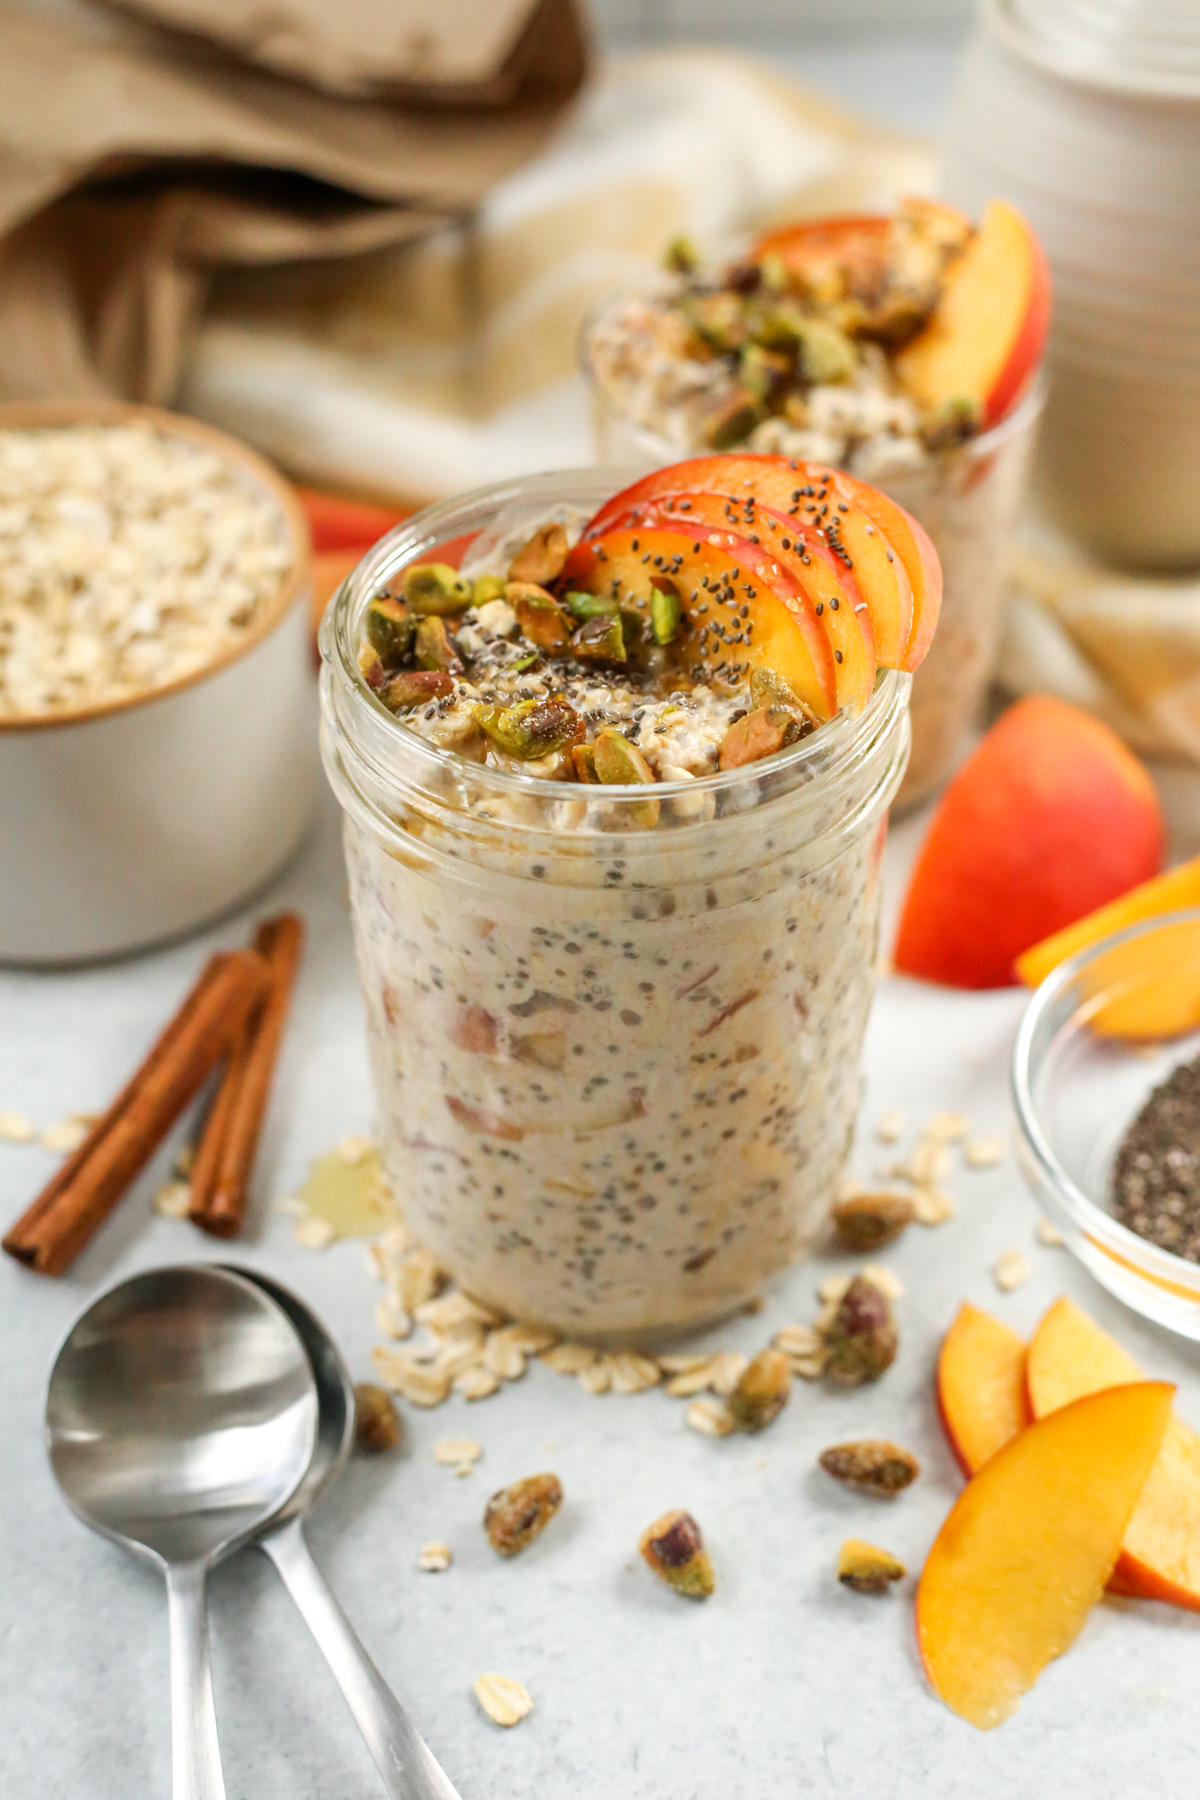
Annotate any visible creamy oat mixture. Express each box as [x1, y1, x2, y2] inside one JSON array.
[[585, 200, 979, 481], [331, 489, 907, 1335], [0, 425, 292, 718]]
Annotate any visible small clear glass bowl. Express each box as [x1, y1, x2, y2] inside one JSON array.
[[1012, 909, 1200, 1339]]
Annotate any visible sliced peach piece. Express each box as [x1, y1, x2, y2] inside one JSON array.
[[938, 1302, 1030, 1477], [606, 493, 875, 713], [895, 199, 1050, 429], [560, 524, 841, 718], [917, 1381, 1173, 1730], [750, 213, 890, 275], [584, 455, 936, 674], [1016, 860, 1200, 1040], [1027, 1297, 1200, 1611]]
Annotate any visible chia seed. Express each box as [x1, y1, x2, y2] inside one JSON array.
[[1112, 1054, 1200, 1262]]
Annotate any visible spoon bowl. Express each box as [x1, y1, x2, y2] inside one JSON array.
[[46, 1265, 318, 1800]]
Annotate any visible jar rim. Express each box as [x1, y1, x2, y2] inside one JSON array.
[[320, 465, 910, 815]]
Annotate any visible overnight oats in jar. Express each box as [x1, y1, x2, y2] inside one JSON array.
[[582, 200, 1047, 808], [319, 458, 939, 1339]]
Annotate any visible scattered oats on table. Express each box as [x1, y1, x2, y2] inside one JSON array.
[[153, 1180, 191, 1218], [0, 1109, 36, 1144], [41, 1114, 91, 1154], [474, 1673, 533, 1728], [686, 1397, 735, 1438], [908, 1137, 952, 1185], [419, 1541, 453, 1573], [371, 1347, 450, 1408], [925, 1111, 970, 1143], [912, 1186, 956, 1226], [875, 1107, 906, 1144], [965, 1134, 1005, 1169], [294, 1215, 335, 1251], [993, 1248, 1031, 1292], [433, 1438, 483, 1469], [1036, 1218, 1065, 1248]]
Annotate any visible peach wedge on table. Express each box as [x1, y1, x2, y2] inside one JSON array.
[[917, 1381, 1173, 1730], [937, 1301, 1030, 1477], [1027, 1297, 1200, 1611], [581, 454, 940, 677]]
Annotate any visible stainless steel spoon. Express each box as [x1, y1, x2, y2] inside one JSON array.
[[45, 1265, 318, 1800], [226, 1267, 462, 1800]]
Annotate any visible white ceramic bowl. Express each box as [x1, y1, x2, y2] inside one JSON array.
[[942, 0, 1200, 568], [0, 403, 317, 964]]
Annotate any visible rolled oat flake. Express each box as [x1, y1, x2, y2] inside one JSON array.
[[1111, 1053, 1200, 1261]]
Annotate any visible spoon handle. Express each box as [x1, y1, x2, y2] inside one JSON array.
[[165, 1562, 227, 1800], [261, 1519, 462, 1800]]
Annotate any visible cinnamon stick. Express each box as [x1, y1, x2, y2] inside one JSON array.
[[189, 913, 305, 1239], [3, 950, 269, 1275]]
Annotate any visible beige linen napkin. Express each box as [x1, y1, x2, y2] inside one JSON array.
[[0, 0, 586, 404], [181, 49, 934, 503], [999, 529, 1200, 765]]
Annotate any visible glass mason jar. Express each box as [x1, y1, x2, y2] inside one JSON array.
[[319, 471, 911, 1341], [581, 287, 1044, 812]]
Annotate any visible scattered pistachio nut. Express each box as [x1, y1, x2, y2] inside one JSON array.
[[570, 743, 599, 782], [419, 1541, 453, 1573], [819, 1439, 919, 1497], [824, 1275, 898, 1386], [354, 1382, 403, 1454], [639, 1509, 715, 1599], [831, 1191, 916, 1252], [484, 1472, 563, 1558], [727, 1348, 791, 1432], [474, 1672, 533, 1728], [508, 522, 569, 587], [400, 562, 471, 615], [701, 386, 764, 450], [837, 1538, 906, 1594]]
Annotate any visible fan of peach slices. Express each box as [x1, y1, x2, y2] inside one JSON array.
[[562, 454, 942, 720]]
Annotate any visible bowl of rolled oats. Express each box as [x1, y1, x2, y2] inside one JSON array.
[[0, 402, 315, 962]]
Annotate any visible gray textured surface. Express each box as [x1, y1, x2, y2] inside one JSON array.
[[3, 778, 1200, 1800]]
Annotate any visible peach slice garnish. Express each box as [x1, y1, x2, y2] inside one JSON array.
[[560, 524, 840, 720], [918, 1380, 1173, 1729], [937, 1302, 1030, 1477], [1027, 1297, 1200, 1611], [895, 199, 1050, 430]]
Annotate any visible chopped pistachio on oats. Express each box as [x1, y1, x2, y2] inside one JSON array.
[[484, 1473, 563, 1557]]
